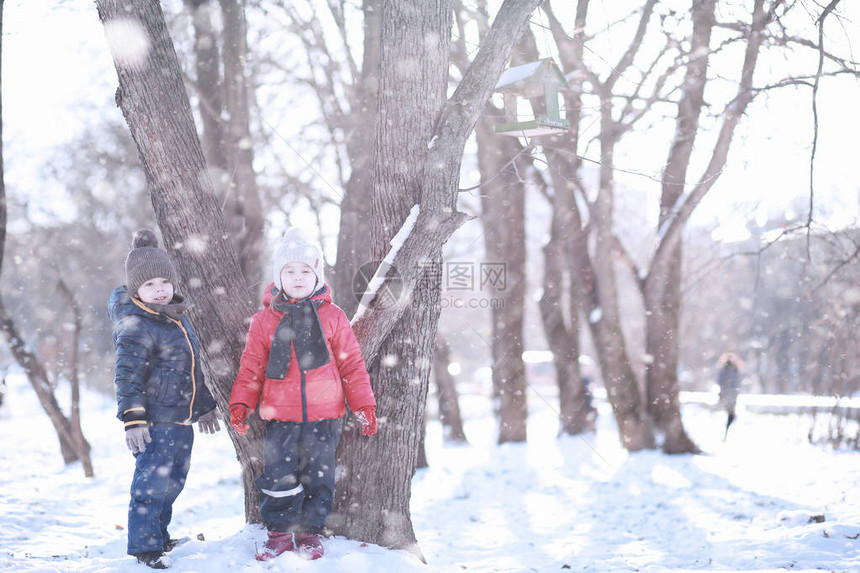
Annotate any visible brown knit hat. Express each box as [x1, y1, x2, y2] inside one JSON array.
[[125, 229, 180, 296]]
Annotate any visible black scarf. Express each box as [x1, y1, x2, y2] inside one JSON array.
[[265, 291, 331, 378]]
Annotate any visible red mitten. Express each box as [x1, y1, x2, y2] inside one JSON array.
[[355, 406, 377, 436], [229, 404, 249, 435]]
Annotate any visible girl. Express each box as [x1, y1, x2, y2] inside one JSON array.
[[229, 228, 377, 561]]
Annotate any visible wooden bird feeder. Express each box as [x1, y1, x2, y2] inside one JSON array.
[[494, 58, 570, 137]]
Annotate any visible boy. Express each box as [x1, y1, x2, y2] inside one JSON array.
[[229, 228, 377, 561], [109, 229, 221, 569]]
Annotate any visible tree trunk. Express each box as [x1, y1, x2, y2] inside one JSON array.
[[96, 0, 265, 523], [331, 0, 380, 317], [417, 407, 429, 470], [185, 0, 226, 170], [0, 4, 92, 476], [331, 2, 451, 557], [219, 0, 264, 292], [645, 0, 770, 453], [642, 0, 715, 455], [539, 1, 593, 436], [332, 0, 545, 554], [184, 0, 264, 297], [333, 185, 373, 316], [581, 122, 654, 451], [539, 0, 655, 451], [98, 0, 542, 550], [433, 336, 467, 443], [470, 5, 539, 446], [57, 280, 95, 477], [645, 246, 697, 453], [0, 298, 92, 468], [475, 112, 528, 444], [538, 191, 590, 435]]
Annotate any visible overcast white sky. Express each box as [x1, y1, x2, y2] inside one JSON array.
[[3, 0, 858, 240]]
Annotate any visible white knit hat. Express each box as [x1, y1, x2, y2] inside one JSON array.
[[272, 228, 325, 289]]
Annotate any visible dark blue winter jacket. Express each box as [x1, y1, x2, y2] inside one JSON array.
[[108, 286, 216, 427]]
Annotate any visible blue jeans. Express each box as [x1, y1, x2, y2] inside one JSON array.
[[257, 419, 341, 533], [127, 423, 194, 555]]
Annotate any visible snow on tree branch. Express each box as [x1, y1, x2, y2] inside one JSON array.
[[351, 205, 421, 324]]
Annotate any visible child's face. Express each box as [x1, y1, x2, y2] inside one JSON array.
[[136, 277, 174, 305], [280, 262, 317, 299]]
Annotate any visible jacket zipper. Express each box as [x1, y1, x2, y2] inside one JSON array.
[[300, 369, 308, 423], [131, 297, 197, 424], [168, 317, 197, 424]]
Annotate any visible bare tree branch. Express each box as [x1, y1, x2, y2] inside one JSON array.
[[654, 0, 771, 264], [806, 0, 842, 258], [605, 0, 658, 92]]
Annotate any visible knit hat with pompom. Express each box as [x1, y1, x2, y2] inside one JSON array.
[[272, 228, 325, 290], [125, 229, 180, 297]]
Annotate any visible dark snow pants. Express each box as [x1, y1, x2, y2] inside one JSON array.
[[257, 419, 341, 534], [127, 423, 194, 555]]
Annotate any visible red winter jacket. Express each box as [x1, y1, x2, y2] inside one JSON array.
[[229, 283, 376, 422]]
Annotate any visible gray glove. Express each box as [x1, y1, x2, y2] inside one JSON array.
[[126, 425, 151, 454], [197, 409, 221, 434]]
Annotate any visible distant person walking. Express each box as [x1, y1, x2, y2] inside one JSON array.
[[717, 352, 742, 439]]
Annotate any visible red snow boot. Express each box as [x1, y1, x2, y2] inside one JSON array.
[[295, 532, 325, 560], [256, 531, 295, 561]]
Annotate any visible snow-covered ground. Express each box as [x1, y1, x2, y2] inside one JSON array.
[[1, 371, 858, 573]]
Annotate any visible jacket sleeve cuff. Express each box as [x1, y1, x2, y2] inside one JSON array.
[[122, 407, 148, 431]]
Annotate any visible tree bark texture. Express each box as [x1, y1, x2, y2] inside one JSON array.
[[57, 280, 95, 477], [333, 0, 545, 554], [184, 0, 264, 298], [219, 0, 264, 291], [538, 179, 591, 435], [644, 0, 715, 454], [475, 113, 528, 444], [538, 1, 595, 436], [185, 0, 226, 170], [332, 0, 380, 317], [564, 104, 653, 451], [332, 1, 451, 557], [96, 0, 265, 522], [433, 336, 468, 443]]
